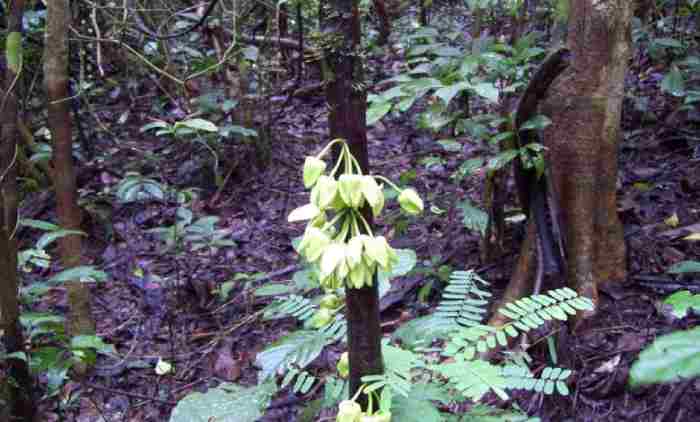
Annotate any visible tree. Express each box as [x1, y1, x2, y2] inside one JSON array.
[[321, 0, 384, 403], [543, 0, 631, 310], [44, 0, 95, 339], [1, 1, 34, 420], [493, 0, 631, 328]]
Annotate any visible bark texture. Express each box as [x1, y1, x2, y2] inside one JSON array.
[[45, 0, 95, 337], [541, 0, 631, 310], [1, 1, 34, 420], [322, 0, 384, 403]]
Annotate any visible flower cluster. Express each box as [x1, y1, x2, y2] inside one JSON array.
[[288, 139, 424, 291]]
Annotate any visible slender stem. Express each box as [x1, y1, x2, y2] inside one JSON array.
[[336, 216, 351, 242], [317, 138, 347, 159], [350, 213, 361, 238], [350, 154, 363, 175], [355, 210, 374, 237], [322, 210, 346, 232], [372, 175, 402, 193]]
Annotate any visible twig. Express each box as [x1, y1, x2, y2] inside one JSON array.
[[655, 378, 694, 422], [84, 382, 177, 406]]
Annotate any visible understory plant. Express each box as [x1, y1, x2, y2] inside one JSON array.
[[169, 140, 592, 422], [1, 220, 112, 402]]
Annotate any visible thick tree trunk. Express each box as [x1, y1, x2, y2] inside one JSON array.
[[321, 0, 383, 405], [0, 1, 34, 420], [541, 0, 631, 311], [45, 0, 95, 338]]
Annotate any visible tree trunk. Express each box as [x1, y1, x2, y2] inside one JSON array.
[[45, 0, 95, 339], [1, 1, 34, 420], [373, 0, 391, 45], [321, 0, 384, 405], [541, 0, 631, 313]]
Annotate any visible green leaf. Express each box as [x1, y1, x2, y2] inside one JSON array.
[[255, 284, 294, 297], [367, 102, 392, 125], [71, 335, 116, 354], [391, 384, 445, 422], [5, 32, 22, 74], [20, 219, 60, 231], [629, 326, 700, 387], [662, 291, 700, 318], [140, 121, 170, 133], [255, 331, 329, 382], [472, 82, 500, 103], [668, 261, 700, 274], [434, 82, 471, 106], [48, 266, 107, 284], [661, 68, 685, 97], [520, 115, 552, 131], [176, 118, 218, 133], [653, 37, 684, 49], [458, 200, 488, 235], [436, 139, 462, 152], [487, 149, 519, 170], [169, 382, 275, 422], [37, 229, 85, 250]]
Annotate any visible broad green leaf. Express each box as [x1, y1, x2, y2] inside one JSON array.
[[48, 266, 107, 283], [169, 382, 275, 422], [177, 118, 218, 133], [472, 82, 500, 103], [458, 200, 488, 235], [629, 326, 700, 387], [662, 290, 700, 318], [254, 284, 294, 297], [71, 335, 116, 354], [140, 120, 170, 133], [520, 115, 552, 131], [487, 149, 519, 170], [661, 68, 685, 97], [434, 82, 471, 106], [668, 261, 700, 274], [367, 101, 392, 125]]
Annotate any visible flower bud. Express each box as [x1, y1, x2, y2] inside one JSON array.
[[311, 175, 339, 210], [361, 176, 384, 215], [339, 174, 365, 208], [303, 156, 326, 188], [299, 227, 330, 263], [398, 188, 423, 215], [309, 308, 334, 328], [336, 352, 349, 378], [319, 293, 342, 310], [337, 400, 362, 422], [321, 243, 346, 278]]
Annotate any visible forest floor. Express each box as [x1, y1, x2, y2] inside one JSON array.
[[18, 24, 700, 422]]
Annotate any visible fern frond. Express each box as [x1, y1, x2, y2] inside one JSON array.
[[281, 368, 317, 394], [445, 287, 593, 358], [361, 343, 426, 397], [502, 365, 572, 396], [255, 330, 329, 382], [434, 270, 492, 328], [263, 295, 316, 321], [433, 357, 509, 401]]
